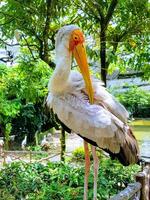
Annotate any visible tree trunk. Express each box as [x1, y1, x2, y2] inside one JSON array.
[[100, 29, 107, 86], [40, 0, 52, 65], [98, 0, 118, 87], [60, 127, 66, 162]]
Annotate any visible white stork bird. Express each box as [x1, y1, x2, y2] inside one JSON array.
[[46, 25, 139, 200], [0, 139, 4, 153], [41, 135, 50, 151], [21, 135, 27, 150]]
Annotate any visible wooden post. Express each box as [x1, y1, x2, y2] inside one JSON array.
[[144, 163, 150, 200], [149, 167, 150, 200], [144, 164, 150, 200], [60, 127, 66, 162], [109, 182, 141, 200], [136, 164, 150, 200], [29, 150, 32, 163], [149, 171, 150, 200], [136, 172, 146, 200], [3, 151, 6, 166]]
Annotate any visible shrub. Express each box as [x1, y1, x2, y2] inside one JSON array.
[[0, 160, 140, 200], [72, 146, 104, 161], [72, 146, 87, 160], [114, 86, 150, 117], [0, 61, 59, 146]]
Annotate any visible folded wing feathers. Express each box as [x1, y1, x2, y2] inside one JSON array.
[[48, 92, 125, 149], [70, 71, 129, 123], [47, 72, 139, 165], [93, 81, 129, 123]]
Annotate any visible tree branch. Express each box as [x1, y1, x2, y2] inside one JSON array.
[[74, 0, 100, 22], [22, 35, 36, 60], [42, 0, 52, 64], [105, 0, 118, 27], [0, 38, 19, 47], [116, 24, 140, 43], [92, 1, 104, 22], [43, 0, 51, 37], [0, 19, 15, 26], [0, 58, 8, 63]]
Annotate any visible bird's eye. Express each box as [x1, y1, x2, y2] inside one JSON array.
[[73, 35, 79, 40]]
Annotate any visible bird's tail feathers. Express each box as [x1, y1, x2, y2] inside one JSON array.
[[108, 128, 140, 166]]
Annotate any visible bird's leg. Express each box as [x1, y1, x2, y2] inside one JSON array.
[[91, 145, 99, 200], [84, 140, 90, 200]]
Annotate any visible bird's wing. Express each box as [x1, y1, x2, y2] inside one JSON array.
[[69, 70, 129, 123], [47, 71, 139, 165], [47, 91, 128, 153], [92, 78, 129, 123]]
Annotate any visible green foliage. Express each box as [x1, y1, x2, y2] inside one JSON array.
[[27, 145, 42, 152], [72, 146, 86, 160], [72, 146, 103, 161], [114, 86, 150, 117], [27, 146, 49, 159], [75, 0, 149, 80], [0, 160, 140, 200], [0, 190, 15, 200], [5, 123, 12, 150], [0, 0, 76, 65], [0, 0, 149, 79], [0, 61, 59, 144]]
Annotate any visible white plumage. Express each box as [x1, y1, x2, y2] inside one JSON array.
[[48, 71, 127, 153], [0, 139, 4, 147], [21, 135, 27, 150], [0, 139, 4, 153], [47, 25, 138, 162], [46, 25, 139, 200], [41, 135, 48, 146], [41, 135, 50, 150]]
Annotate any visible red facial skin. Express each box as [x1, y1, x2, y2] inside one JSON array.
[[69, 30, 85, 51]]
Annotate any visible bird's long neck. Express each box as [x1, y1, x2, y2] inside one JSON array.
[[49, 46, 72, 94]]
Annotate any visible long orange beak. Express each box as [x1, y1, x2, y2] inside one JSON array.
[[73, 44, 94, 104]]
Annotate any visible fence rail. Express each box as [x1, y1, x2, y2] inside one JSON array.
[[0, 150, 61, 165], [109, 162, 150, 200], [109, 182, 141, 200]]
